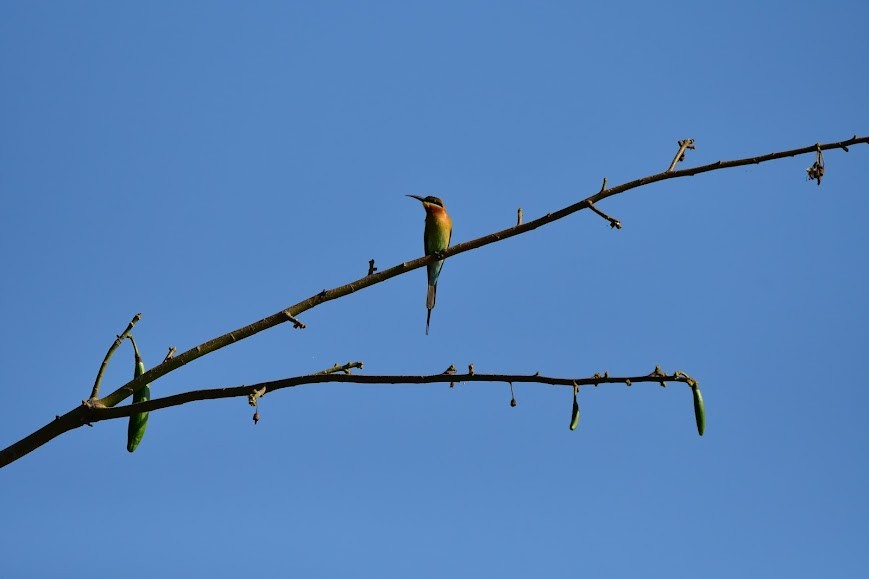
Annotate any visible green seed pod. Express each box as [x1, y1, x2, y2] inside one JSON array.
[[569, 386, 580, 431], [692, 386, 705, 436], [126, 337, 150, 453]]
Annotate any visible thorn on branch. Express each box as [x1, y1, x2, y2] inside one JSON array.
[[368, 259, 378, 276], [667, 139, 696, 172]]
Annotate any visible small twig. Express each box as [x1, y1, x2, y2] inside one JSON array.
[[584, 200, 622, 229], [667, 139, 696, 172], [89, 313, 142, 400], [163, 346, 176, 363], [283, 311, 306, 329], [314, 361, 364, 375], [368, 259, 378, 275], [517, 208, 523, 225]]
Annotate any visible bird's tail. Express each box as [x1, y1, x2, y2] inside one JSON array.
[[426, 283, 436, 335]]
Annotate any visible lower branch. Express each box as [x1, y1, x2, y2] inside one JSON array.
[[0, 368, 698, 467]]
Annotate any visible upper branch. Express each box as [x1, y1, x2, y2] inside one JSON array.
[[95, 135, 868, 410]]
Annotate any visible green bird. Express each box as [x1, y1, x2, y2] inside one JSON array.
[[407, 195, 453, 335]]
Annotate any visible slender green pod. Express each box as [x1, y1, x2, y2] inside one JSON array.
[[126, 336, 150, 452], [692, 385, 705, 436], [569, 385, 580, 431]]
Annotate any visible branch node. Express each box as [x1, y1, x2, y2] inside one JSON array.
[[468, 363, 475, 376], [367, 259, 378, 276], [248, 386, 267, 407]]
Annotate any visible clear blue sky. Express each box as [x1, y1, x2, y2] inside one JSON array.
[[2, 1, 867, 577]]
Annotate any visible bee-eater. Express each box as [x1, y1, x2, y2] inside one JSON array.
[[407, 195, 452, 335]]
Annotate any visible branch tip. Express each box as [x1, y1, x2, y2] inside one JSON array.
[[283, 311, 307, 329], [585, 200, 622, 229], [667, 138, 696, 172]]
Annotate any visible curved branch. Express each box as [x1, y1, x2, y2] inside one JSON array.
[[89, 313, 141, 399], [89, 369, 698, 420]]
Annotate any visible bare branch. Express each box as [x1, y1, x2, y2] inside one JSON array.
[[89, 313, 141, 400], [86, 369, 700, 421]]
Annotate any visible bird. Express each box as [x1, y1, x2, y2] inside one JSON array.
[[407, 195, 453, 335]]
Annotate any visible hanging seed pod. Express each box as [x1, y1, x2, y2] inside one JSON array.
[[126, 336, 150, 452], [692, 385, 705, 436], [569, 385, 580, 431]]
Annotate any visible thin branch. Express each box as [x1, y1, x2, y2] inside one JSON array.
[[85, 369, 699, 421], [584, 200, 622, 229], [89, 313, 141, 399], [2, 135, 866, 468]]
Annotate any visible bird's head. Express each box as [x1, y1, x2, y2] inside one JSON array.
[[406, 195, 446, 210]]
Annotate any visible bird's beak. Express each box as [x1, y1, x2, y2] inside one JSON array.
[[406, 194, 425, 203]]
